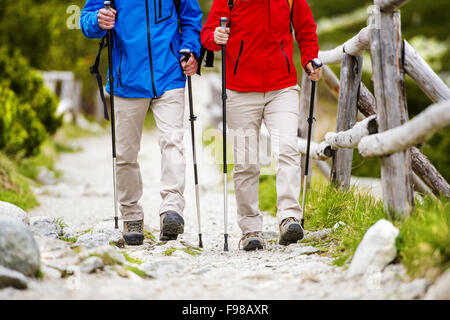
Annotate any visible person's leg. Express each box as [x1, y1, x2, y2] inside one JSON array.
[[114, 96, 150, 244], [263, 85, 304, 244], [226, 89, 265, 249], [150, 88, 186, 240]]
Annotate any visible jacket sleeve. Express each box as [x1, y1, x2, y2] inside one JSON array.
[[80, 0, 107, 39], [292, 0, 319, 70], [200, 0, 230, 52], [179, 0, 203, 58]]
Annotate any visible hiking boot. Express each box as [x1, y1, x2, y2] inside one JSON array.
[[239, 232, 264, 251], [123, 220, 144, 245], [159, 211, 184, 241], [279, 217, 304, 245]]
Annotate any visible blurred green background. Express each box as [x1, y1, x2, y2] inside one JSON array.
[[0, 0, 448, 179]]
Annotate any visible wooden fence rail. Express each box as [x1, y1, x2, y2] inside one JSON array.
[[358, 100, 450, 158], [301, 0, 450, 216]]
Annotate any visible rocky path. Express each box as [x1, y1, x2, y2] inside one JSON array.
[[1, 76, 422, 300]]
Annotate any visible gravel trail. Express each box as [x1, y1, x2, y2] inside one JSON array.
[[1, 76, 415, 300]]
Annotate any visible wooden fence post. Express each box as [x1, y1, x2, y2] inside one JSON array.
[[331, 54, 363, 189], [370, 9, 414, 218]]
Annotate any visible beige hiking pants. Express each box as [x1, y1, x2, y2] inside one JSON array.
[[226, 85, 302, 234], [114, 88, 185, 222]]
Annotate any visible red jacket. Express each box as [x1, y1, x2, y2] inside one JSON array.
[[201, 0, 319, 92]]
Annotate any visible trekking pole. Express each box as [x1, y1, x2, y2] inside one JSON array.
[[220, 17, 229, 252], [180, 49, 203, 248], [301, 58, 323, 229], [105, 0, 119, 230]]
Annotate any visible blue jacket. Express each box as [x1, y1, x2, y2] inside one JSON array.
[[80, 0, 202, 98]]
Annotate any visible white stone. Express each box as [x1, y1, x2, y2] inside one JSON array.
[[289, 246, 319, 258], [347, 219, 399, 278], [0, 265, 28, 289], [333, 221, 346, 230], [76, 232, 110, 249], [40, 265, 62, 279], [399, 278, 431, 299], [424, 270, 450, 300], [0, 216, 40, 276], [79, 256, 104, 273], [0, 201, 29, 225], [30, 216, 62, 239], [79, 245, 126, 265]]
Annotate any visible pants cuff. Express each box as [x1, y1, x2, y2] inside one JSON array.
[[238, 214, 263, 234], [277, 209, 302, 225], [122, 212, 144, 222]]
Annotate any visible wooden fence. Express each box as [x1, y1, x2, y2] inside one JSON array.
[[297, 0, 450, 219]]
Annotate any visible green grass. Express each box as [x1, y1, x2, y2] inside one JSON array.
[[58, 122, 101, 140], [397, 196, 450, 280], [259, 175, 278, 216], [143, 110, 156, 131], [60, 237, 77, 243], [301, 180, 388, 266], [123, 252, 143, 265], [143, 229, 157, 242], [124, 265, 150, 278], [0, 152, 39, 210], [182, 246, 202, 256], [0, 123, 89, 212], [258, 173, 449, 278], [162, 247, 177, 256]]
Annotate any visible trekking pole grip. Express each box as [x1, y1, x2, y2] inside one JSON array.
[[220, 17, 228, 32], [179, 49, 191, 64], [309, 58, 323, 82], [104, 0, 111, 10]]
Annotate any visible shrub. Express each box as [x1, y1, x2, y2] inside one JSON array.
[[0, 47, 61, 136], [0, 86, 47, 157]]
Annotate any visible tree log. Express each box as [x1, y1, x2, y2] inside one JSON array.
[[411, 172, 434, 197], [358, 83, 377, 116], [319, 27, 370, 65], [323, 56, 449, 198], [358, 100, 450, 157], [404, 41, 450, 103], [315, 160, 331, 179], [298, 138, 333, 161], [375, 0, 410, 11], [331, 54, 363, 189], [326, 115, 378, 149], [370, 10, 414, 217], [322, 65, 340, 99], [410, 147, 450, 198]]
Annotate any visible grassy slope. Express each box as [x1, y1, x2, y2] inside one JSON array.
[[259, 173, 450, 279], [0, 123, 100, 211]]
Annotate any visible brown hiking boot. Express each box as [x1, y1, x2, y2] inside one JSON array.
[[279, 217, 304, 246], [239, 232, 265, 251], [159, 211, 184, 241], [123, 220, 144, 245]]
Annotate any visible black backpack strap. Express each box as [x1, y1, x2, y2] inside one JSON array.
[[90, 36, 109, 120], [197, 46, 215, 75]]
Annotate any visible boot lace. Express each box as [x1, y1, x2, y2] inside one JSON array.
[[126, 220, 143, 233]]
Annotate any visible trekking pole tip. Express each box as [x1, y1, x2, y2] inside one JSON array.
[[114, 216, 119, 229], [223, 234, 229, 251], [198, 234, 203, 248]]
